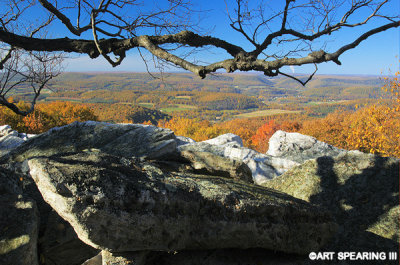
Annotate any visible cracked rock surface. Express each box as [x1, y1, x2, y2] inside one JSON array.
[[28, 151, 336, 254]]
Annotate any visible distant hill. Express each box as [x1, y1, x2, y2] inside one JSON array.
[[47, 72, 385, 100]]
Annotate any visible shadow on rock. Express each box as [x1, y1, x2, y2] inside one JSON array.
[[311, 155, 399, 253], [263, 152, 399, 262]]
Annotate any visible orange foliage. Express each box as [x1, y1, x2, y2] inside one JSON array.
[[0, 101, 98, 134], [345, 73, 400, 157], [158, 116, 229, 141], [249, 120, 303, 152], [300, 110, 350, 148], [158, 115, 304, 153], [217, 118, 266, 148], [345, 104, 400, 156], [279, 120, 302, 132], [300, 73, 400, 157], [250, 120, 279, 152]]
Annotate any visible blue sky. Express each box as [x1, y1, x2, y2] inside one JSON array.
[[61, 0, 400, 76]]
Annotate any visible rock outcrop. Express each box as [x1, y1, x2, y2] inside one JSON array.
[[28, 151, 336, 255], [3, 121, 177, 163], [179, 150, 253, 182], [202, 133, 243, 148], [0, 125, 35, 157], [0, 168, 39, 265], [179, 141, 298, 185], [262, 151, 399, 252], [0, 123, 398, 265], [267, 130, 347, 163]]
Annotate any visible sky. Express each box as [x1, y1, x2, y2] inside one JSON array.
[[54, 0, 400, 76]]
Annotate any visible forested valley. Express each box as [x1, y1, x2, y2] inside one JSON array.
[[1, 72, 398, 158]]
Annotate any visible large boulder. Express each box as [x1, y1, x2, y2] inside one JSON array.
[[28, 151, 337, 255], [99, 248, 312, 265], [1, 166, 99, 265], [0, 125, 34, 157], [0, 123, 106, 265], [80, 248, 311, 265], [0, 168, 39, 265], [3, 121, 177, 163], [202, 133, 243, 148], [267, 130, 347, 163], [178, 142, 298, 185], [262, 151, 399, 252], [175, 136, 196, 146], [179, 150, 253, 183]]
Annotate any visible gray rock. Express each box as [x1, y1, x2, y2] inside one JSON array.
[[0, 168, 39, 265], [179, 150, 253, 183], [262, 151, 399, 252], [101, 248, 309, 265], [28, 151, 336, 255], [2, 164, 98, 265], [267, 130, 347, 163], [141, 249, 309, 265], [0, 125, 33, 157], [179, 142, 298, 185], [202, 133, 243, 148], [39, 210, 99, 265], [175, 136, 196, 146], [4, 121, 177, 163], [0, 135, 25, 156], [0, 125, 17, 137], [18, 133, 36, 141], [81, 253, 101, 265], [0, 125, 101, 265], [102, 250, 149, 265]]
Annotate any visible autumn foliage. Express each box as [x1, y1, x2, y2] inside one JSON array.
[[158, 74, 400, 157], [0, 101, 98, 134], [158, 115, 302, 153], [157, 117, 229, 142], [0, 73, 399, 158], [300, 73, 400, 157]]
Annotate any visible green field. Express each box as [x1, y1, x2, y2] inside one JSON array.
[[306, 100, 350, 105], [137, 103, 154, 108], [175, 96, 192, 100], [234, 109, 301, 118], [160, 104, 198, 113]]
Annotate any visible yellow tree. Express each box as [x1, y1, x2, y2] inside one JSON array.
[[0, 101, 98, 134], [346, 72, 400, 157]]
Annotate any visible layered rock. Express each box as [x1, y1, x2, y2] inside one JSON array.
[[28, 151, 336, 255], [262, 151, 399, 252], [179, 142, 298, 185], [175, 136, 196, 146], [3, 121, 177, 163], [202, 133, 243, 148], [1, 123, 398, 264], [0, 168, 39, 265], [0, 125, 35, 157], [81, 248, 311, 265], [267, 130, 347, 163], [179, 150, 253, 183], [0, 123, 105, 265]]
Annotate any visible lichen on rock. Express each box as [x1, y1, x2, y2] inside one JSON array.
[[262, 151, 399, 252], [28, 151, 337, 255]]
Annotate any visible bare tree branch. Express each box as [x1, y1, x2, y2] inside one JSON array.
[[0, 47, 63, 115], [0, 0, 398, 115], [277, 64, 318, 86]]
